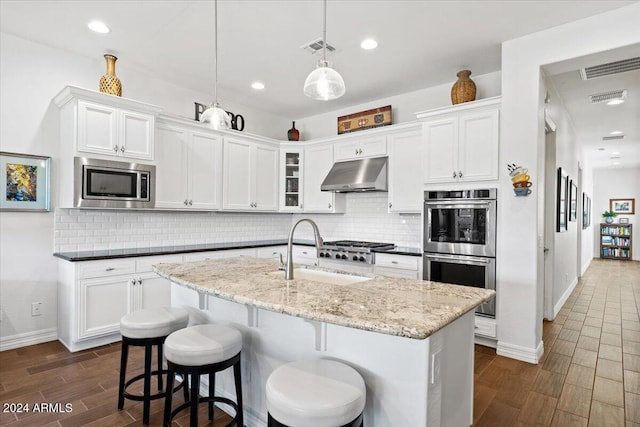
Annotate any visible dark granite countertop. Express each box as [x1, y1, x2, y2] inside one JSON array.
[[53, 240, 316, 262]]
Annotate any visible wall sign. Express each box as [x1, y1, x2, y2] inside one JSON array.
[[194, 102, 245, 131]]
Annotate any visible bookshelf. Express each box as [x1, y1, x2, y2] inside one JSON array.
[[600, 223, 633, 260]]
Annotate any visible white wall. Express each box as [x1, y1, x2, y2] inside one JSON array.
[[580, 162, 595, 275], [295, 71, 502, 140], [497, 3, 640, 363], [592, 167, 640, 261]]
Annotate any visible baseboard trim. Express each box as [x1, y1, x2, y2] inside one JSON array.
[[0, 327, 58, 352], [553, 277, 579, 319], [497, 340, 544, 364], [474, 335, 497, 348]]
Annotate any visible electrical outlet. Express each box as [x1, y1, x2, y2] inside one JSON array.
[[31, 302, 43, 317]]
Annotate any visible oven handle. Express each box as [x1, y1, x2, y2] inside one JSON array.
[[423, 253, 492, 266], [424, 200, 495, 208]]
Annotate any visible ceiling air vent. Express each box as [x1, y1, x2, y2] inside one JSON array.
[[301, 38, 336, 55], [580, 57, 640, 80], [589, 90, 626, 104], [602, 135, 625, 141]]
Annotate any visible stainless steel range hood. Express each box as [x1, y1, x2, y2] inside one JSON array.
[[320, 157, 388, 192]]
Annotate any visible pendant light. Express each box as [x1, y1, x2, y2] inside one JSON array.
[[303, 0, 345, 101], [200, 0, 231, 129]]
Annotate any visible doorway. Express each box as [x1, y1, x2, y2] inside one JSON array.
[[543, 113, 557, 320]]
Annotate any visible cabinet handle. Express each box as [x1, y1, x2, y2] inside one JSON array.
[[137, 279, 143, 285], [389, 203, 392, 208], [105, 267, 115, 271], [458, 171, 463, 179], [113, 145, 119, 153], [452, 171, 457, 179], [130, 279, 136, 286], [188, 200, 193, 206], [355, 148, 359, 155], [120, 146, 125, 153], [358, 148, 363, 155], [391, 261, 399, 264], [328, 203, 332, 209], [184, 200, 188, 205]]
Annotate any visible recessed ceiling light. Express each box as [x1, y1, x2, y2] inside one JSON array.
[[360, 39, 378, 50], [612, 151, 621, 155], [251, 81, 265, 90], [88, 21, 110, 34], [610, 130, 623, 135], [607, 99, 625, 105], [613, 161, 621, 165], [598, 148, 606, 151]]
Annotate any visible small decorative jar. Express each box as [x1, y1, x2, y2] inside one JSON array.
[[451, 70, 476, 105], [287, 121, 300, 141]]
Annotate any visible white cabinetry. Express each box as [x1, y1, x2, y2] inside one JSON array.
[[58, 255, 179, 352], [54, 86, 161, 161], [279, 148, 304, 211], [418, 97, 500, 184], [334, 135, 387, 161], [223, 136, 279, 211], [374, 253, 421, 279], [387, 126, 423, 213], [303, 142, 345, 213], [155, 120, 222, 210]]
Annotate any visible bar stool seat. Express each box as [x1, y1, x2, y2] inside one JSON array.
[[163, 324, 244, 427], [266, 359, 366, 427], [118, 306, 189, 425]]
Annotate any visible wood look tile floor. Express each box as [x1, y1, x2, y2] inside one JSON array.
[[1, 259, 638, 426]]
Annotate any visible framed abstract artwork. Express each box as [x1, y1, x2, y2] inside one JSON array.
[[0, 152, 51, 212]]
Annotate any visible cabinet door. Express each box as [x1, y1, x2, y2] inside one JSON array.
[[79, 276, 132, 339], [334, 136, 386, 161], [280, 149, 304, 211], [155, 124, 189, 208], [304, 144, 339, 212], [77, 100, 118, 156], [253, 143, 279, 211], [388, 129, 423, 212], [135, 273, 171, 311], [189, 132, 222, 210], [334, 140, 361, 161], [223, 137, 253, 209], [423, 118, 458, 183], [458, 109, 499, 182], [120, 110, 154, 160]]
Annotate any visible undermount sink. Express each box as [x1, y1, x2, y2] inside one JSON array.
[[281, 268, 372, 285]]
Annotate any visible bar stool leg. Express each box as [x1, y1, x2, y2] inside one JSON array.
[[208, 373, 215, 421], [163, 367, 175, 427], [190, 373, 200, 427], [157, 341, 164, 392], [233, 359, 244, 427], [143, 342, 153, 425], [117, 339, 129, 410]]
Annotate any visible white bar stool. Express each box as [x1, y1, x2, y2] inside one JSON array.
[[118, 306, 190, 425], [266, 359, 366, 427], [163, 324, 244, 427]]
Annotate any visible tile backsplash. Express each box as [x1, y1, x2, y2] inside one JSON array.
[[54, 193, 421, 252]]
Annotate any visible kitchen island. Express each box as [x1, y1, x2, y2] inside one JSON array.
[[154, 256, 494, 427]]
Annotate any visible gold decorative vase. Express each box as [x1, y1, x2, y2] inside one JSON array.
[[451, 70, 476, 105], [99, 54, 122, 96]]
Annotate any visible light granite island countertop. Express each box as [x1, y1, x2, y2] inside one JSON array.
[[154, 256, 495, 427], [153, 256, 494, 340]]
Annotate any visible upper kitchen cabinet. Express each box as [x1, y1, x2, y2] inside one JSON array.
[[279, 146, 304, 212], [417, 97, 500, 184], [155, 117, 222, 210], [387, 125, 423, 213], [54, 85, 162, 161], [303, 142, 345, 213], [333, 135, 387, 161], [223, 135, 279, 211]]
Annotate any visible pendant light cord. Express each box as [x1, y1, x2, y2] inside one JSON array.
[[214, 0, 219, 104], [322, 0, 327, 63]]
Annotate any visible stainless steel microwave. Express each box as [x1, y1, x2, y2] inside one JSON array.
[[74, 157, 155, 208]]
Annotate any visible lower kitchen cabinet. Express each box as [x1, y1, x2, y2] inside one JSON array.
[[373, 253, 421, 279], [58, 255, 179, 352]]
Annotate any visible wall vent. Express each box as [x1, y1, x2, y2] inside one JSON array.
[[301, 38, 336, 55], [580, 57, 640, 80], [589, 90, 627, 104], [602, 135, 625, 141]]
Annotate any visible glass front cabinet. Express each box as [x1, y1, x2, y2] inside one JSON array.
[[279, 147, 304, 211]]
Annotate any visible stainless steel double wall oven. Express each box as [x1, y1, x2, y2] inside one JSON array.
[[423, 189, 497, 317]]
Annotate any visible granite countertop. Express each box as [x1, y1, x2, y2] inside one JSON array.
[[153, 256, 494, 340], [374, 246, 422, 256]]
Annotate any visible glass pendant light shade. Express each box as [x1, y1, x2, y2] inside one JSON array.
[[304, 60, 346, 101], [200, 102, 231, 130]]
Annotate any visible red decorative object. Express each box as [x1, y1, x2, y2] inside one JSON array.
[[287, 121, 300, 141]]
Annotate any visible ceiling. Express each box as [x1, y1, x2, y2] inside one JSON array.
[[0, 1, 637, 170]]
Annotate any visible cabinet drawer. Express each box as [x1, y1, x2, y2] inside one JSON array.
[[256, 246, 287, 259], [136, 255, 183, 273], [78, 259, 136, 279], [184, 248, 256, 262], [293, 246, 317, 259], [374, 253, 419, 270], [374, 266, 419, 279], [474, 316, 497, 338]]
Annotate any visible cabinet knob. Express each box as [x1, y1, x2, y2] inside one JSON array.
[[113, 145, 119, 153], [184, 200, 188, 205], [458, 170, 463, 178], [355, 148, 359, 155], [120, 146, 125, 153], [137, 279, 143, 285], [188, 200, 193, 206], [358, 148, 363, 155], [452, 171, 457, 179], [328, 203, 332, 209], [389, 203, 392, 208]]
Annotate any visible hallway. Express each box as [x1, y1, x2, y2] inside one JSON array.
[[473, 259, 640, 426]]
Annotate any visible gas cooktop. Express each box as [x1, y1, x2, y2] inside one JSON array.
[[320, 240, 395, 264]]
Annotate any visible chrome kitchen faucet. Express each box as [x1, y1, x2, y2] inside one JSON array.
[[280, 218, 323, 280]]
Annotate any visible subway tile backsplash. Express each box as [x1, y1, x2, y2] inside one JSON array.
[[54, 193, 421, 252]]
